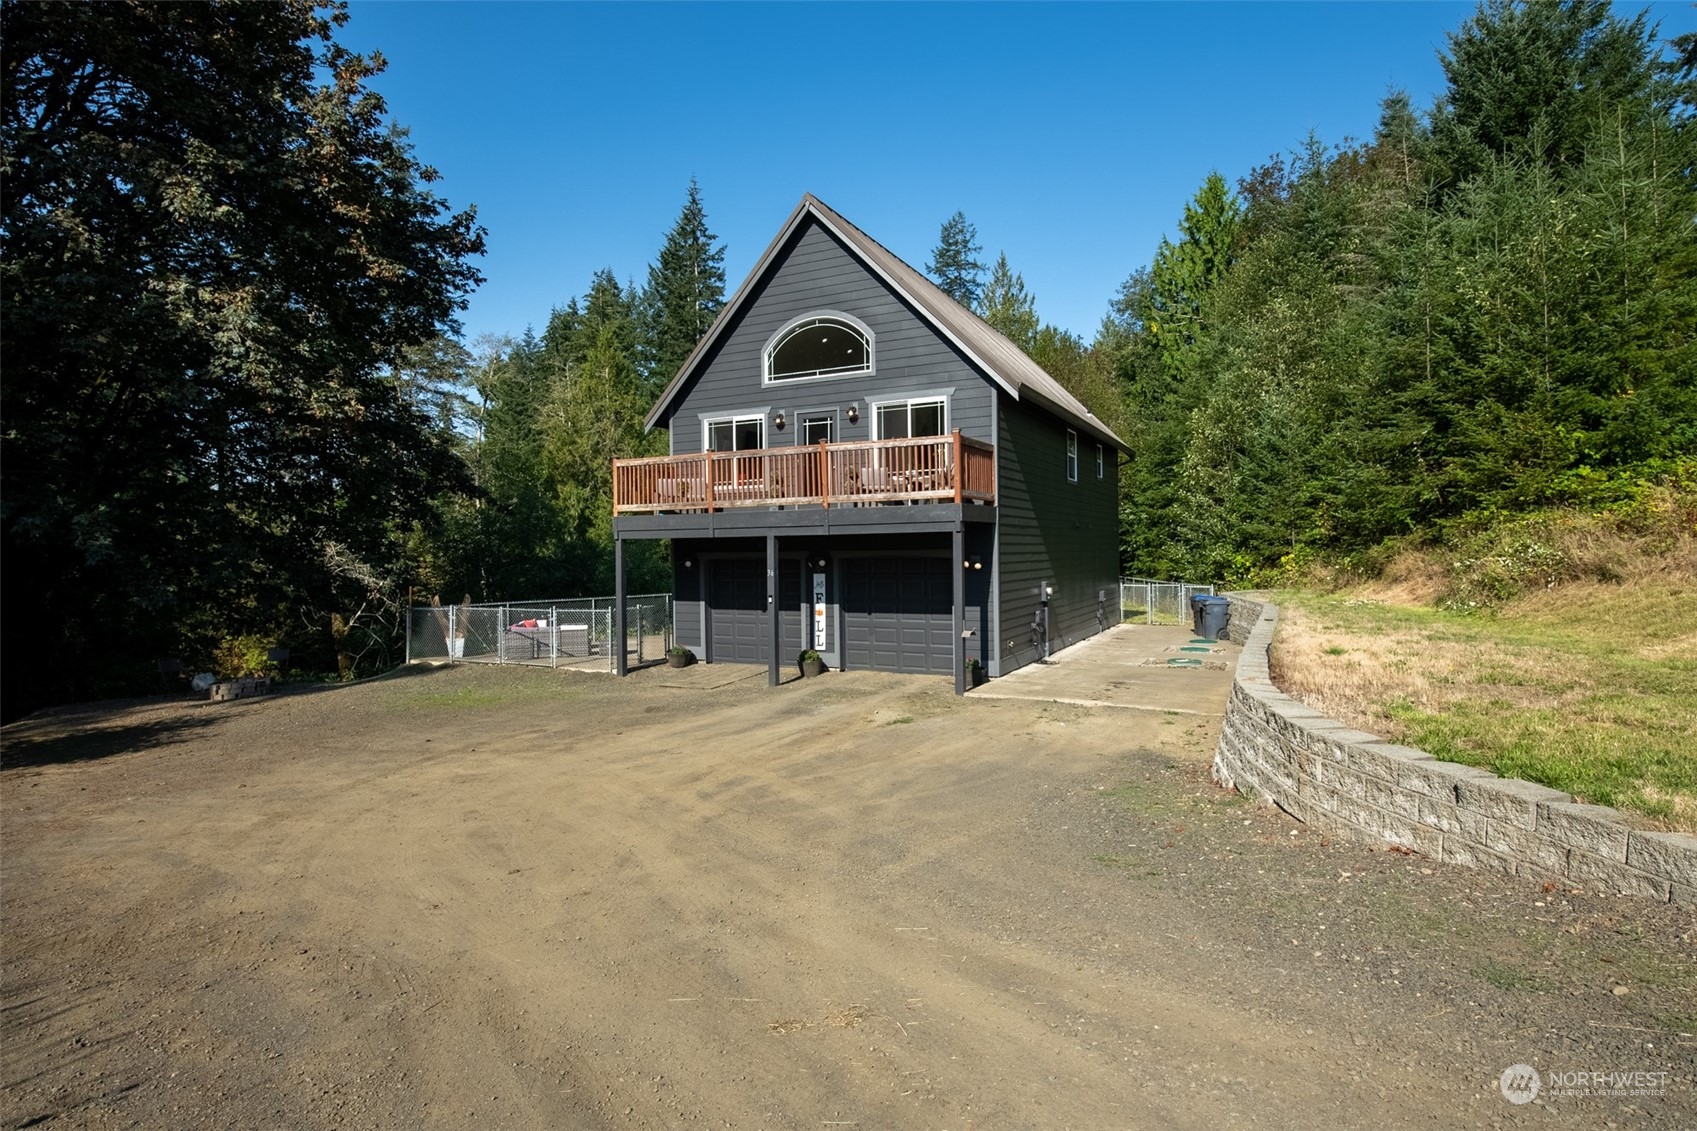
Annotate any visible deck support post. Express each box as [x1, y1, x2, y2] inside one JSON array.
[[614, 535, 628, 677], [953, 524, 966, 697], [767, 534, 781, 687], [952, 429, 963, 504], [819, 441, 830, 509]]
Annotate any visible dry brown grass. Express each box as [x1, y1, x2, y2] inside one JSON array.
[[1268, 607, 1597, 740], [1267, 537, 1697, 830], [1346, 550, 1451, 607]]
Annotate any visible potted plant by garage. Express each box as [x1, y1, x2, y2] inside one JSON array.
[[666, 645, 694, 669], [798, 649, 826, 678], [965, 657, 987, 687]]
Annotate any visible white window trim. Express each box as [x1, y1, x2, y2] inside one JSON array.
[[699, 411, 769, 453], [762, 310, 876, 386], [798, 411, 837, 446], [1066, 429, 1079, 483], [1096, 443, 1105, 479], [868, 393, 951, 440]]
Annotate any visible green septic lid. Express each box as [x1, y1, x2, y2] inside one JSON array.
[[1189, 638, 1214, 644], [1180, 645, 1212, 652], [1167, 658, 1203, 666]]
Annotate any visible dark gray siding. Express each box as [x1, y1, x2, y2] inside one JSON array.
[[994, 393, 1120, 675], [660, 218, 997, 452], [672, 542, 703, 651]]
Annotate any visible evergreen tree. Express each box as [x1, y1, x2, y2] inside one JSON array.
[[1433, 0, 1657, 178], [0, 0, 484, 713], [642, 177, 726, 391], [1141, 172, 1243, 366], [928, 210, 986, 308], [978, 253, 1040, 348]]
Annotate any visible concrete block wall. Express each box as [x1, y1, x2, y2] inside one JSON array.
[[1212, 594, 1696, 903], [209, 677, 272, 702]]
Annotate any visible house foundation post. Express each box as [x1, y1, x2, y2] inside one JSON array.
[[767, 534, 780, 687], [614, 535, 628, 677], [953, 524, 966, 697]]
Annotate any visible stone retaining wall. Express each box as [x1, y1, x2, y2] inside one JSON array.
[[1211, 594, 1696, 903], [209, 676, 272, 702]]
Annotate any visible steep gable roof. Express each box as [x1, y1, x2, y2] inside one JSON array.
[[644, 194, 1127, 451]]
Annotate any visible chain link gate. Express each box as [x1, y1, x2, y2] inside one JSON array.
[[1119, 578, 1215, 626], [406, 594, 673, 672]]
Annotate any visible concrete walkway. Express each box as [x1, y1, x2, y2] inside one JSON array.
[[970, 623, 1239, 714]]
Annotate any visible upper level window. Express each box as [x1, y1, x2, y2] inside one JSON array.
[[1096, 444, 1105, 479], [1066, 429, 1079, 482], [874, 398, 946, 439], [707, 415, 764, 452], [765, 314, 872, 382]]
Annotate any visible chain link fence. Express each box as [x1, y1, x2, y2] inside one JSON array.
[[406, 594, 672, 672], [1120, 578, 1215, 626]]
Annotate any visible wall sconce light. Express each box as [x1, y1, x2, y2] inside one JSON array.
[[682, 558, 694, 568], [1042, 582, 1055, 599], [846, 404, 860, 424], [773, 411, 786, 430], [813, 556, 829, 569], [963, 558, 983, 571]]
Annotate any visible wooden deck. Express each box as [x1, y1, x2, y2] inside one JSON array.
[[612, 431, 995, 515]]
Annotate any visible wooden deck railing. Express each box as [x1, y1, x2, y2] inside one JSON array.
[[613, 431, 996, 515]]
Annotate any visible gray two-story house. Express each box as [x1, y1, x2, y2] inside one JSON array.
[[611, 194, 1125, 693]]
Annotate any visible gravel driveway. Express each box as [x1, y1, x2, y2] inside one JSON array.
[[3, 661, 1693, 1129]]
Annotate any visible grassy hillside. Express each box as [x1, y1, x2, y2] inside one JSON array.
[[1267, 490, 1696, 830]]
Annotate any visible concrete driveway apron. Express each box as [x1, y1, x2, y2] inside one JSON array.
[[970, 623, 1238, 715]]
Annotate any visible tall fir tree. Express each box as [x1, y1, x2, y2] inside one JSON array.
[[1432, 0, 1657, 179], [928, 211, 986, 308], [1141, 172, 1243, 365], [642, 177, 726, 393], [978, 253, 1040, 348]]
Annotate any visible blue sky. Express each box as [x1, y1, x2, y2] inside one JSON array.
[[342, 1, 1697, 345]]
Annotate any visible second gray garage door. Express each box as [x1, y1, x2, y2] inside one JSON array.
[[842, 556, 953, 675]]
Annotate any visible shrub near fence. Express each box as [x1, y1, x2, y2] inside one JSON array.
[[406, 595, 672, 672]]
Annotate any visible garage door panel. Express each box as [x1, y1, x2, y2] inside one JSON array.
[[843, 556, 953, 675], [708, 559, 804, 665]]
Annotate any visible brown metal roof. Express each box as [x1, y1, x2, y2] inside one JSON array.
[[644, 194, 1127, 451]]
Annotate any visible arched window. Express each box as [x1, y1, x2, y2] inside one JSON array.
[[764, 314, 872, 382]]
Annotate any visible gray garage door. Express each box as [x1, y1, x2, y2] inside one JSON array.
[[843, 556, 953, 675], [707, 559, 802, 664]]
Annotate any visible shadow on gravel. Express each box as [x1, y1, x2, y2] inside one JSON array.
[[1, 713, 221, 771], [0, 664, 456, 772]]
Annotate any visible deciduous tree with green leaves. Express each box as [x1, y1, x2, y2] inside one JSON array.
[[0, 0, 485, 715]]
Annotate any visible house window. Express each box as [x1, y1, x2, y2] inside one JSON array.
[[873, 398, 946, 439], [799, 413, 835, 446], [706, 415, 765, 452], [1096, 444, 1105, 479], [764, 314, 873, 382], [1066, 430, 1078, 482]]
